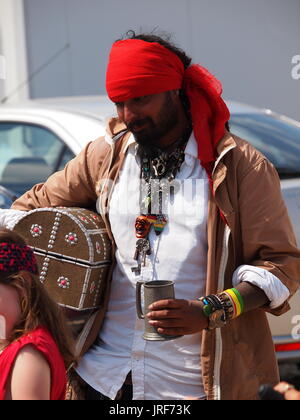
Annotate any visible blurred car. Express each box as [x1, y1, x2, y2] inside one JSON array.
[[0, 96, 299, 375], [0, 96, 113, 196], [0, 185, 18, 209]]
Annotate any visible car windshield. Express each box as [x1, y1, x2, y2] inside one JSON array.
[[229, 113, 300, 179]]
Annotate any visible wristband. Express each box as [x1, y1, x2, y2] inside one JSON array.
[[232, 288, 245, 313], [198, 287, 245, 330], [198, 297, 213, 317], [198, 295, 226, 329], [224, 288, 244, 318]]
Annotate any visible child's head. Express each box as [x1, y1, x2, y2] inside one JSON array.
[[0, 229, 38, 342], [0, 229, 76, 367]]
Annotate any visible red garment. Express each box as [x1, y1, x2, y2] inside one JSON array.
[[106, 39, 184, 102], [0, 326, 66, 400], [105, 39, 230, 185]]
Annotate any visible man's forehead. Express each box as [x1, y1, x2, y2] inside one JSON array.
[[114, 91, 174, 104]]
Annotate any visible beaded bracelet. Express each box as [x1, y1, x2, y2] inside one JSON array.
[[199, 288, 245, 324], [217, 291, 236, 320]]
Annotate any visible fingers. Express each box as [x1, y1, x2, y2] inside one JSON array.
[[147, 299, 186, 320], [145, 299, 204, 335], [148, 319, 183, 328], [274, 382, 300, 400], [156, 328, 183, 336], [147, 300, 186, 335], [148, 299, 186, 311], [147, 309, 180, 320]]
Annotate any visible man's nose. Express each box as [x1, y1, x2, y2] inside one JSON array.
[[121, 102, 139, 125]]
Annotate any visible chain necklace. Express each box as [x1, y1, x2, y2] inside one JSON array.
[[131, 125, 192, 276]]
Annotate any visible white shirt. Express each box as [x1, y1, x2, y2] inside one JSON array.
[[76, 132, 209, 400]]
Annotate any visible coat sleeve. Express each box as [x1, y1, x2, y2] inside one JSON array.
[[11, 138, 108, 211], [238, 158, 300, 315]]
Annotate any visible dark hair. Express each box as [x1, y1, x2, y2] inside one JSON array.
[[117, 30, 230, 131], [119, 30, 192, 69]]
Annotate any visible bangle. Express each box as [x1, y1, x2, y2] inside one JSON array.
[[198, 295, 227, 330], [232, 288, 245, 313], [217, 291, 236, 320], [198, 288, 245, 330], [198, 297, 213, 317], [223, 288, 244, 318]]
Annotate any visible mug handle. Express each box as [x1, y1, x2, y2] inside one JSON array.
[[136, 281, 145, 319]]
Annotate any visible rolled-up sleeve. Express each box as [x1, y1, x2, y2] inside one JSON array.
[[0, 209, 27, 230], [232, 265, 290, 309]]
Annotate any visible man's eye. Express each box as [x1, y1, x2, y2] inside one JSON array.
[[133, 96, 150, 104], [114, 102, 124, 107]]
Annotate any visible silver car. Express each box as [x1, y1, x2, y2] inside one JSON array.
[[0, 96, 299, 379]]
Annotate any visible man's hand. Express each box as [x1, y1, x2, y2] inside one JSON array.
[[146, 299, 208, 336], [274, 382, 300, 400]]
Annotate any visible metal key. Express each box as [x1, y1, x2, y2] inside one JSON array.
[[138, 238, 151, 267], [131, 239, 151, 275], [131, 262, 141, 276], [134, 238, 151, 265]]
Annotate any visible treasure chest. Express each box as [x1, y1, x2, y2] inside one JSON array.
[[13, 207, 112, 336]]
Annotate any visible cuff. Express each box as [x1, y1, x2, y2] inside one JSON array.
[[0, 209, 27, 231], [232, 265, 290, 309]]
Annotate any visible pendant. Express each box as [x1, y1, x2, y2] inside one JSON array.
[[152, 157, 166, 177], [146, 215, 168, 236], [135, 215, 151, 238]]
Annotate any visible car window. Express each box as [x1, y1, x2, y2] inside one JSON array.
[[0, 123, 75, 195], [0, 186, 17, 209], [229, 113, 300, 178], [57, 147, 75, 171]]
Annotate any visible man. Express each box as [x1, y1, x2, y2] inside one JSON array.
[[1, 31, 300, 400]]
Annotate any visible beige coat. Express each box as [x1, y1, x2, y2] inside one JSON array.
[[12, 119, 300, 400]]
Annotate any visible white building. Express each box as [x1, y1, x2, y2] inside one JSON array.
[[0, 0, 299, 120]]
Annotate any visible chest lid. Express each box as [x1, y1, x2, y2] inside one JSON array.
[[13, 207, 111, 265]]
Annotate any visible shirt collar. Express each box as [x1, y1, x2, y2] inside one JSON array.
[[184, 132, 198, 166]]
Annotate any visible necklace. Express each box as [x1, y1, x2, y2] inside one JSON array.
[[131, 125, 192, 276]]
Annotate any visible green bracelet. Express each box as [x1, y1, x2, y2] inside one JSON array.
[[198, 297, 213, 317], [232, 288, 245, 313]]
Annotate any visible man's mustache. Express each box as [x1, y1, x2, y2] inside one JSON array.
[[127, 118, 152, 132]]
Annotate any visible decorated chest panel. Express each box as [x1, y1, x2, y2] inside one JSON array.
[[13, 207, 112, 312]]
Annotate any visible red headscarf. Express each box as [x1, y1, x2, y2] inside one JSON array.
[[106, 39, 230, 185]]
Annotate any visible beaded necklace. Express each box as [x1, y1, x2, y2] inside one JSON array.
[[131, 126, 192, 276]]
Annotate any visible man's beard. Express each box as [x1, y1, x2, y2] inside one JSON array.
[[127, 92, 179, 157]]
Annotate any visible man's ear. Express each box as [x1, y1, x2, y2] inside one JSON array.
[[171, 89, 180, 97]]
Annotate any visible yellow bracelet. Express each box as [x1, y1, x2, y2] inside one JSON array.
[[225, 288, 242, 318]]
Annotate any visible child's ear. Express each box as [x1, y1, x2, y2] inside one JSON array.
[[0, 315, 6, 340]]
